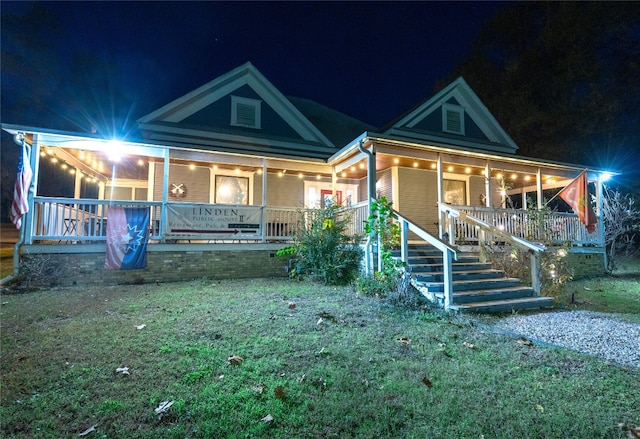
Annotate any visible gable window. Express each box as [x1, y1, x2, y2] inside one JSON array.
[[231, 95, 261, 129], [442, 103, 465, 135]]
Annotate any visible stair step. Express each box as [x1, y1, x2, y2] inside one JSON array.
[[410, 262, 493, 273], [452, 286, 535, 304], [420, 277, 522, 293], [449, 296, 554, 313], [416, 269, 505, 283], [405, 255, 479, 265]]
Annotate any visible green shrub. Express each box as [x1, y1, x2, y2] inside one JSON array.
[[280, 204, 363, 285], [358, 197, 412, 305]]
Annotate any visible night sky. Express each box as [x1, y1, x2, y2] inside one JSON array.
[[1, 1, 510, 132]]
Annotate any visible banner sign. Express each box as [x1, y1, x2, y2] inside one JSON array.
[[167, 205, 262, 239], [105, 207, 150, 270]]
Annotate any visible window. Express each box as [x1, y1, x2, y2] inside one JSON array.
[[442, 103, 465, 135], [215, 175, 249, 205], [443, 179, 466, 205], [231, 95, 261, 129]]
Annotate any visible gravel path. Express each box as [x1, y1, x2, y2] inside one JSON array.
[[493, 310, 640, 368]]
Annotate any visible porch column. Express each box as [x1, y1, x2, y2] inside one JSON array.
[[436, 153, 445, 238], [331, 166, 337, 203], [357, 140, 376, 274], [521, 187, 528, 210], [23, 134, 40, 245], [596, 173, 607, 270], [261, 159, 267, 243], [484, 161, 492, 208], [74, 170, 82, 199], [536, 168, 543, 209], [160, 149, 170, 243]]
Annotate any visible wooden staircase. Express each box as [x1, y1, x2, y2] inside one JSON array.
[[392, 244, 554, 313]]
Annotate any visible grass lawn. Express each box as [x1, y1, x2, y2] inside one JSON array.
[[1, 278, 638, 438], [558, 256, 640, 323]]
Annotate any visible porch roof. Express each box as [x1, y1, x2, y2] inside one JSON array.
[[328, 132, 620, 180]]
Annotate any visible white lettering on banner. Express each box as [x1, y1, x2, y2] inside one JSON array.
[[167, 205, 262, 238]]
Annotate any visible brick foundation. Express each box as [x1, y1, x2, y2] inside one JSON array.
[[18, 244, 289, 287], [566, 251, 606, 278]]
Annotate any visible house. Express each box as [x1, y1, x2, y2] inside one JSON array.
[[2, 62, 614, 311]]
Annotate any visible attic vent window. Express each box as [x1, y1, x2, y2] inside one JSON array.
[[231, 96, 261, 129], [442, 103, 465, 135]]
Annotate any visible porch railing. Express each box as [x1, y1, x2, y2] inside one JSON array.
[[448, 205, 602, 246], [28, 197, 370, 244], [337, 201, 368, 237], [439, 203, 546, 296], [31, 198, 163, 242], [393, 208, 458, 309]]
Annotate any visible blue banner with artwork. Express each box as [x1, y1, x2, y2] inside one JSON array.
[[105, 207, 150, 270]]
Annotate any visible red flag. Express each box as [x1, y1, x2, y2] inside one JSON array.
[[9, 141, 33, 230], [557, 171, 597, 234]]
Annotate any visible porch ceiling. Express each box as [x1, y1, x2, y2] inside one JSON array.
[[333, 151, 579, 190]]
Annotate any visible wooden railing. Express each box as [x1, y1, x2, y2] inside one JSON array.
[[337, 201, 368, 237], [392, 208, 458, 309], [439, 203, 546, 296], [31, 198, 163, 242], [448, 205, 602, 246], [29, 197, 308, 243]]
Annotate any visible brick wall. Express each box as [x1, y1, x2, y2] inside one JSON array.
[[566, 252, 606, 278], [20, 245, 289, 287]]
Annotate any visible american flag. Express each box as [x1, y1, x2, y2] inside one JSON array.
[[9, 141, 33, 229]]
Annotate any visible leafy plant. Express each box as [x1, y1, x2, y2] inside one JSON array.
[[480, 206, 574, 301], [281, 204, 362, 285], [359, 197, 411, 302]]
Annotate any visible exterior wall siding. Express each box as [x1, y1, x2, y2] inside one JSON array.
[[19, 246, 288, 287], [469, 175, 485, 207], [397, 167, 439, 236], [266, 173, 304, 207], [376, 168, 393, 202], [153, 162, 211, 203]]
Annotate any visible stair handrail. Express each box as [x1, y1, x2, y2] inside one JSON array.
[[391, 208, 458, 309], [438, 203, 546, 296]]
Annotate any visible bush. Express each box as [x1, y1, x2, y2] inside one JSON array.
[[357, 197, 415, 307], [278, 204, 363, 285]]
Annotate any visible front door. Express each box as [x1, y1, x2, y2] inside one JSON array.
[[320, 190, 342, 208]]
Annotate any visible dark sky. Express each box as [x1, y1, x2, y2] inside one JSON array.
[[1, 1, 510, 132]]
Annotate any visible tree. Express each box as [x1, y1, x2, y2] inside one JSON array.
[[442, 2, 640, 189], [602, 186, 640, 272]]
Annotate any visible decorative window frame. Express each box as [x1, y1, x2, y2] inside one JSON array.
[[442, 103, 465, 135], [231, 95, 262, 129]]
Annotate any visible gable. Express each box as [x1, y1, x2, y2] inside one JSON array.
[[137, 62, 336, 159], [382, 77, 518, 154]]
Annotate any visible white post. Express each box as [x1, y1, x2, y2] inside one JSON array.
[[484, 161, 492, 208], [331, 166, 337, 205], [24, 134, 40, 245], [261, 159, 267, 243], [436, 154, 445, 238], [443, 249, 454, 309], [401, 219, 409, 264], [160, 149, 170, 243], [531, 251, 541, 296], [536, 168, 543, 210], [596, 173, 607, 271]]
